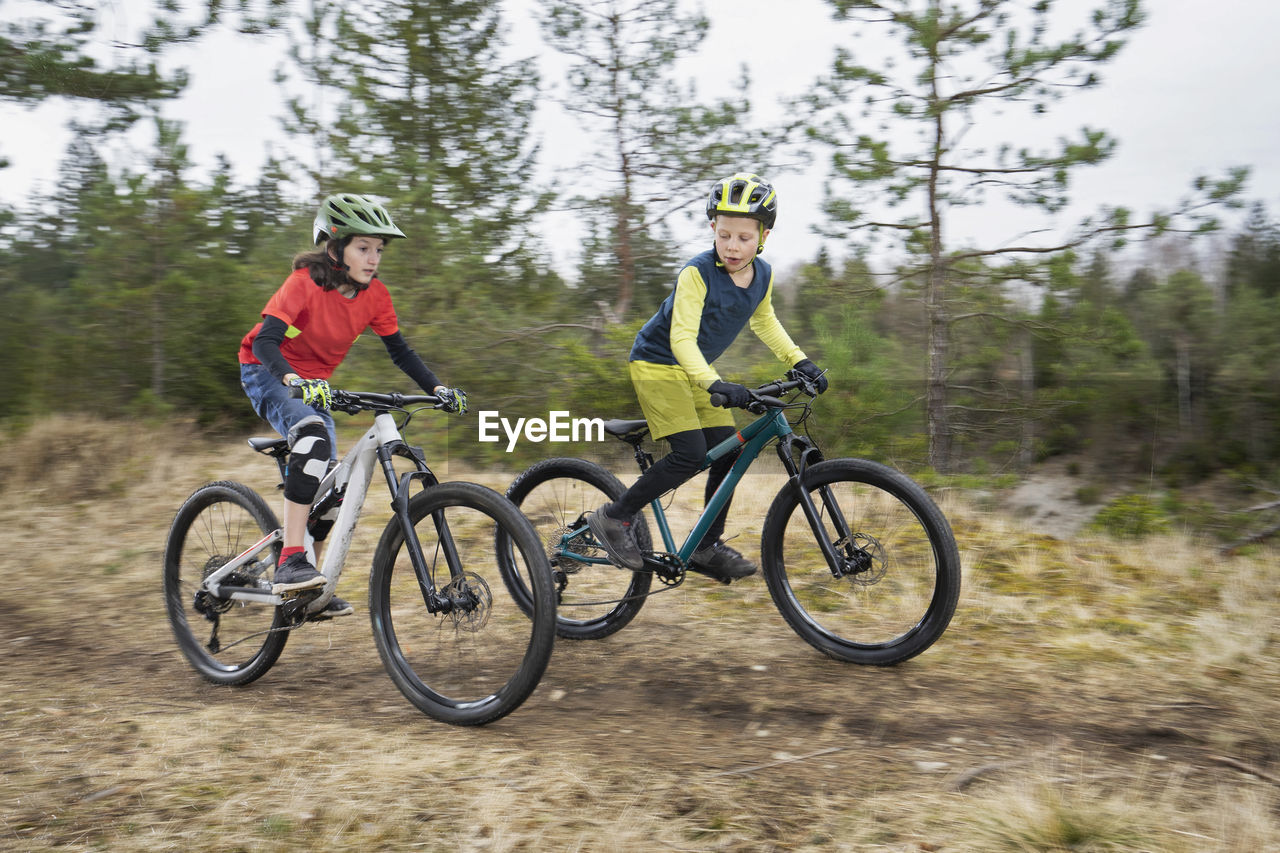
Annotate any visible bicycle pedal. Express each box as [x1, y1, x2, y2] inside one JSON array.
[[275, 585, 323, 599], [278, 591, 321, 621]]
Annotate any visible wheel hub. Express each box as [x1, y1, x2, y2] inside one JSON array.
[[548, 516, 595, 571], [438, 571, 492, 630], [836, 533, 887, 585]]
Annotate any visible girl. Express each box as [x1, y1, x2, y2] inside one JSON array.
[[238, 193, 466, 617]]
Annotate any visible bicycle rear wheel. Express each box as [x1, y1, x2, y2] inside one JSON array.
[[369, 482, 556, 726], [761, 459, 960, 665], [500, 457, 653, 640], [163, 481, 288, 686]]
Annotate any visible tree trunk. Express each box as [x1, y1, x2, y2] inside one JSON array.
[[1176, 334, 1191, 435], [609, 20, 634, 323], [613, 194, 635, 321], [925, 39, 951, 472], [1019, 324, 1035, 469]]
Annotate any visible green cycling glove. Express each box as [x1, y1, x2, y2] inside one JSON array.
[[291, 377, 332, 410], [437, 387, 468, 415]]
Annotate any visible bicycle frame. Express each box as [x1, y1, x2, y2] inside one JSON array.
[[201, 409, 442, 611], [648, 406, 793, 561], [567, 383, 853, 578]]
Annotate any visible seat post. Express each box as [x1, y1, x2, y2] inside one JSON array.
[[628, 438, 654, 473]]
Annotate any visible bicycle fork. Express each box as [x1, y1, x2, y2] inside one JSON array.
[[776, 437, 867, 579], [377, 442, 475, 615]]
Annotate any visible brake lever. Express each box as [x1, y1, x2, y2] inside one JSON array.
[[786, 369, 821, 398], [746, 389, 790, 413]]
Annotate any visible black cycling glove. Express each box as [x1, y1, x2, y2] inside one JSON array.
[[708, 380, 753, 409], [793, 359, 829, 394]]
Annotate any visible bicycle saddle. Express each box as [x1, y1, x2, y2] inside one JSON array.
[[248, 436, 288, 454], [602, 419, 649, 443]]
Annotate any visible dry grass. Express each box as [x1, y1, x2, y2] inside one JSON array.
[[2, 417, 1279, 851]]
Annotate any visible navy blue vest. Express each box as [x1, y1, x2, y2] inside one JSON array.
[[630, 249, 772, 366]]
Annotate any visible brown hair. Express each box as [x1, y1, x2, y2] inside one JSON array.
[[292, 239, 352, 291]]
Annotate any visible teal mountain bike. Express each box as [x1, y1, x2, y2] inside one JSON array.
[[497, 373, 960, 665]]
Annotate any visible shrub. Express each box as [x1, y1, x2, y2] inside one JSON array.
[[1088, 493, 1170, 539]]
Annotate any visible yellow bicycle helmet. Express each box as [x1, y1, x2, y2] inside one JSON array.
[[706, 173, 777, 230]]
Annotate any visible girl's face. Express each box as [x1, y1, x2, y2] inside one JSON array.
[[712, 215, 768, 274], [340, 235, 387, 285]]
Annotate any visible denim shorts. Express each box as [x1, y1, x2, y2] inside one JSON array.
[[240, 363, 337, 457]]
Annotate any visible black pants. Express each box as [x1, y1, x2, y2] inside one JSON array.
[[607, 425, 739, 550]]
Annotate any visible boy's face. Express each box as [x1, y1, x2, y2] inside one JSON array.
[[712, 215, 768, 274]]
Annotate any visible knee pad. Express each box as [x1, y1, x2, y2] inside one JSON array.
[[284, 418, 331, 503]]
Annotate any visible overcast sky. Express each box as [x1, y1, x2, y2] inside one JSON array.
[[2, 0, 1277, 276]]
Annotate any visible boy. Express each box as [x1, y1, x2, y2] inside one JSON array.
[[587, 173, 827, 581]]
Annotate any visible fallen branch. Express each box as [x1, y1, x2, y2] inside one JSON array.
[[948, 760, 1027, 791], [709, 747, 845, 777], [1218, 521, 1280, 555], [1210, 755, 1280, 786]]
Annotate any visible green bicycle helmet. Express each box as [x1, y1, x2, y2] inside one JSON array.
[[706, 173, 777, 230], [313, 193, 406, 244]]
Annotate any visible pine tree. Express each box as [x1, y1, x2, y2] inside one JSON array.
[[806, 0, 1245, 471], [1226, 202, 1280, 299], [539, 0, 782, 321], [0, 0, 288, 167], [281, 0, 555, 403]]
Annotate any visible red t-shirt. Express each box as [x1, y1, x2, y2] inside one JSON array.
[[238, 268, 401, 379]]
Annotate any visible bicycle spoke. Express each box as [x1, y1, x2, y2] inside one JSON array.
[[502, 458, 653, 640], [762, 459, 959, 665], [371, 483, 555, 725], [164, 482, 289, 685]]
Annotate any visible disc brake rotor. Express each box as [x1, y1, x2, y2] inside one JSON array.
[[439, 571, 492, 630], [837, 533, 887, 586]]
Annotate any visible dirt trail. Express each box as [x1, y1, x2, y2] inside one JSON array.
[[2, 425, 1277, 850]]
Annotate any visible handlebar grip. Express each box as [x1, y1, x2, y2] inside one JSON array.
[[709, 393, 726, 408]]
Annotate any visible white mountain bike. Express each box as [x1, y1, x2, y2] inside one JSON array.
[[163, 389, 557, 726]]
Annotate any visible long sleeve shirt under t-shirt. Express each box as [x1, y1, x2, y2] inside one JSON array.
[[628, 248, 805, 387], [238, 268, 439, 391]]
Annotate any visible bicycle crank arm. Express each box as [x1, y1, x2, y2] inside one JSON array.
[[218, 585, 284, 605]]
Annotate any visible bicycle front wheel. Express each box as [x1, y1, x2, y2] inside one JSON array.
[[761, 459, 960, 665], [500, 457, 653, 640], [369, 482, 556, 726], [163, 481, 288, 686]]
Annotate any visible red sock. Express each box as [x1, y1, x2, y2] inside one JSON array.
[[279, 546, 305, 565]]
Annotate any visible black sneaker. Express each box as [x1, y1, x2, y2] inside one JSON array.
[[308, 594, 354, 621], [586, 507, 644, 570], [689, 541, 757, 582], [272, 552, 326, 595]]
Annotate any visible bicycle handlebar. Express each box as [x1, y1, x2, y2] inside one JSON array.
[[708, 376, 809, 411], [288, 385, 442, 413], [334, 390, 441, 407]]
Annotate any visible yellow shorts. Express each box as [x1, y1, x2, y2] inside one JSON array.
[[628, 360, 735, 440]]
